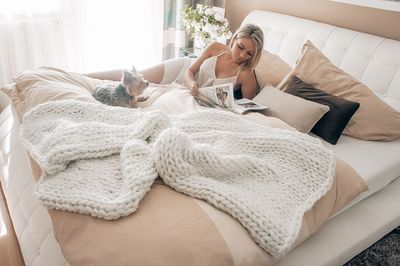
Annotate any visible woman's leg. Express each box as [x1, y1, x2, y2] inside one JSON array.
[[84, 69, 126, 81], [85, 58, 190, 84], [157, 58, 192, 84], [84, 64, 164, 83], [139, 64, 165, 84], [84, 65, 165, 83]]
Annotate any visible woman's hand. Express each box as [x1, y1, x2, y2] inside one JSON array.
[[189, 81, 200, 96], [184, 42, 225, 96]]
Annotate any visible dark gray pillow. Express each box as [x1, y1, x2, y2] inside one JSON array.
[[285, 76, 360, 144]]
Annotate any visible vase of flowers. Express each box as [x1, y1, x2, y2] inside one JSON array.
[[182, 5, 232, 54]]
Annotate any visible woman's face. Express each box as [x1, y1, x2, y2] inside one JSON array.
[[231, 37, 255, 65]]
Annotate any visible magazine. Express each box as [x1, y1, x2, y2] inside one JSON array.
[[233, 98, 269, 114], [194, 83, 269, 114]]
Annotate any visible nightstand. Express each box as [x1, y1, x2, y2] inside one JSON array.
[[179, 47, 197, 58]]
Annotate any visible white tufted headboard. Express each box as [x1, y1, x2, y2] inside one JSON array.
[[242, 10, 400, 110]]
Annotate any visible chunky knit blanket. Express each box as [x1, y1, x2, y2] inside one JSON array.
[[21, 100, 335, 257]]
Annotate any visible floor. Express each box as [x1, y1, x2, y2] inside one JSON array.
[[344, 226, 400, 266]]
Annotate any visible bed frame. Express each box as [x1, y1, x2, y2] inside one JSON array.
[[1, 9, 399, 266], [242, 10, 400, 265]]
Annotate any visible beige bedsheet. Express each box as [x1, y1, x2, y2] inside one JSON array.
[[1, 67, 368, 265]]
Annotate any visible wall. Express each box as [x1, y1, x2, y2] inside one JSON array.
[[225, 0, 400, 41]]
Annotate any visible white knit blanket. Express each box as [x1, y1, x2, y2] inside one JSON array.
[[21, 100, 335, 257]]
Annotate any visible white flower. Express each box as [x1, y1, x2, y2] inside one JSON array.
[[204, 23, 213, 33], [214, 12, 224, 21], [221, 31, 232, 40], [226, 31, 232, 39], [182, 5, 232, 42], [205, 8, 214, 16]]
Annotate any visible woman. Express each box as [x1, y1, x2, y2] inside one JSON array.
[[184, 23, 263, 99], [86, 24, 264, 99]]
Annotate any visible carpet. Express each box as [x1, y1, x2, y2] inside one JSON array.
[[343, 226, 400, 266]]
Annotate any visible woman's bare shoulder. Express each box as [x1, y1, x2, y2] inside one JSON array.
[[238, 68, 255, 78], [206, 42, 230, 56]]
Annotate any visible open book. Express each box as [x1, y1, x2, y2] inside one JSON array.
[[194, 83, 269, 114]]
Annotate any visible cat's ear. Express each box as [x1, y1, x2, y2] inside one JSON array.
[[131, 65, 137, 74]]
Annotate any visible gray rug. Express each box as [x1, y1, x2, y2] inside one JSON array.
[[343, 226, 400, 266]]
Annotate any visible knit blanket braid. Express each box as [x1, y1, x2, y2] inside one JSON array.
[[21, 100, 335, 257]]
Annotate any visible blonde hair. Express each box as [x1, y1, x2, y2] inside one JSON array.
[[229, 24, 264, 70]]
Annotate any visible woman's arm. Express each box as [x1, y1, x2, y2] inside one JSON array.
[[184, 42, 227, 95], [237, 70, 258, 99]]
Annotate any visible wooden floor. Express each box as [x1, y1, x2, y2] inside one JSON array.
[[0, 185, 24, 266]]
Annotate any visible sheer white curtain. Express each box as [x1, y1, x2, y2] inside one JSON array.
[[0, 0, 68, 85], [0, 0, 163, 86], [80, 0, 163, 72]]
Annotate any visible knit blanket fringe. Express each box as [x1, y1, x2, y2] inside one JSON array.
[[20, 100, 335, 257]]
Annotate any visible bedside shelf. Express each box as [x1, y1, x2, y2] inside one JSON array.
[[179, 47, 197, 58]]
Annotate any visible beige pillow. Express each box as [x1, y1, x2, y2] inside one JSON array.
[[255, 50, 292, 87], [253, 86, 330, 133], [12, 67, 100, 116], [0, 83, 26, 122], [277, 41, 400, 141]]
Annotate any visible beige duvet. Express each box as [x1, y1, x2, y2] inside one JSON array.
[[2, 67, 368, 265]]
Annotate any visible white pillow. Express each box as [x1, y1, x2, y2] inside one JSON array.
[[253, 86, 330, 133]]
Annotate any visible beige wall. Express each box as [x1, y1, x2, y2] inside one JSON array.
[[225, 0, 400, 41]]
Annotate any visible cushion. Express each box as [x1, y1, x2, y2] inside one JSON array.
[[0, 83, 26, 122], [11, 67, 101, 118], [255, 50, 292, 88], [277, 40, 400, 141], [285, 76, 360, 145], [253, 85, 330, 133]]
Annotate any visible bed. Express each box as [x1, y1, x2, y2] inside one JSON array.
[[1, 9, 399, 266]]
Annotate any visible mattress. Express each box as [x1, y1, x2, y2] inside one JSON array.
[[275, 134, 400, 265], [323, 135, 400, 208], [277, 176, 400, 266], [1, 83, 398, 266]]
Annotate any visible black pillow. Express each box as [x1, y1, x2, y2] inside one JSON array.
[[285, 76, 360, 145]]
